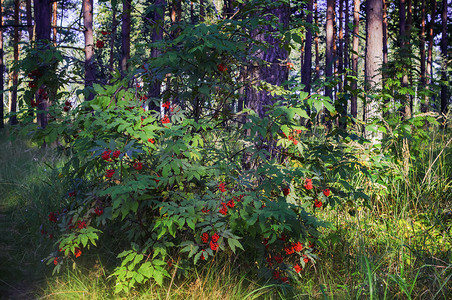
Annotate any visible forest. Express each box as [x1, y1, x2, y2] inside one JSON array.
[[0, 0, 451, 298]]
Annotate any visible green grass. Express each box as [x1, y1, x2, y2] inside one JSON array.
[[0, 125, 451, 299]]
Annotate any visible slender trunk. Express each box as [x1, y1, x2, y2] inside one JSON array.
[[121, 0, 131, 73], [382, 0, 389, 118], [52, 0, 57, 46], [301, 0, 313, 94], [0, 0, 3, 128], [344, 0, 349, 82], [224, 0, 233, 19], [149, 0, 165, 111], [34, 0, 52, 129], [26, 0, 33, 41], [338, 0, 344, 94], [420, 0, 427, 112], [109, 4, 117, 76], [83, 0, 95, 100], [326, 0, 334, 101], [190, 1, 195, 24], [440, 0, 448, 115], [315, 0, 320, 81], [399, 0, 411, 119], [26, 0, 33, 118], [10, 0, 20, 125], [171, 0, 182, 35], [351, 0, 359, 118], [200, 0, 205, 21], [407, 0, 413, 116], [337, 0, 348, 128], [333, 4, 337, 100], [426, 0, 436, 111], [344, 0, 349, 117], [382, 0, 388, 73]]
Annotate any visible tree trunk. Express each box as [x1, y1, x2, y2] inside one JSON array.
[[440, 0, 448, 115], [171, 0, 182, 34], [364, 0, 383, 124], [398, 0, 411, 119], [10, 0, 21, 125], [325, 0, 334, 101], [34, 0, 52, 128], [426, 0, 436, 112], [149, 0, 165, 111], [344, 0, 349, 80], [314, 0, 320, 81], [52, 0, 57, 46], [83, 0, 95, 100], [26, 0, 33, 41], [247, 4, 290, 118], [338, 0, 344, 94], [0, 0, 3, 128], [223, 0, 234, 19], [121, 0, 131, 73], [382, 0, 390, 118], [301, 0, 313, 94], [420, 0, 427, 112], [109, 3, 117, 76], [351, 0, 359, 119], [382, 0, 388, 68], [190, 1, 195, 24], [200, 0, 205, 21]]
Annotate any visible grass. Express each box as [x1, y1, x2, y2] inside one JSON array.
[[0, 125, 451, 299]]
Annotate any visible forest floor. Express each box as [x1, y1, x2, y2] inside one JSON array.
[[0, 208, 40, 299]]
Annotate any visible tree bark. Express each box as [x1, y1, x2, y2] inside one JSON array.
[[344, 0, 349, 76], [200, 0, 205, 22], [314, 0, 320, 80], [10, 0, 21, 125], [301, 0, 313, 94], [109, 3, 117, 76], [34, 0, 52, 128], [121, 0, 131, 73], [338, 0, 344, 94], [190, 1, 195, 24], [364, 0, 383, 123], [26, 0, 33, 41], [52, 0, 57, 46], [351, 0, 359, 119], [440, 0, 448, 115], [0, 0, 3, 128], [420, 0, 427, 112], [398, 0, 412, 119], [426, 0, 436, 111], [171, 0, 182, 35], [246, 4, 290, 118], [149, 0, 165, 111], [325, 0, 334, 101], [83, 0, 95, 100], [382, 0, 390, 118]]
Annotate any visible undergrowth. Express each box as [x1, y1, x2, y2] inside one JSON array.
[[0, 124, 451, 299]]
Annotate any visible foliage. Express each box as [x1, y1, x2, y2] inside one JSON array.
[[32, 79, 360, 293]]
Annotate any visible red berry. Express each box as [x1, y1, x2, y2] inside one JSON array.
[[96, 40, 104, 48], [283, 188, 290, 196]]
